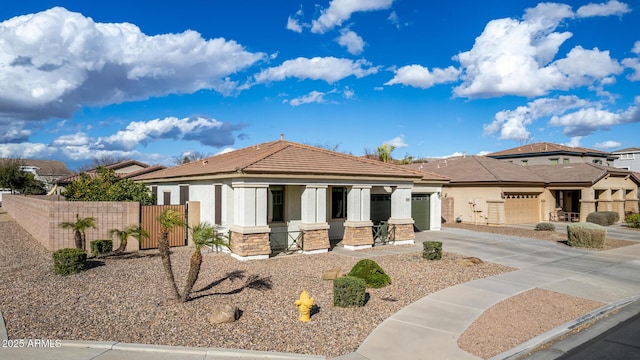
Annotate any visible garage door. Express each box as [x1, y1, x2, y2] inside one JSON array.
[[412, 194, 430, 231], [504, 194, 539, 224]]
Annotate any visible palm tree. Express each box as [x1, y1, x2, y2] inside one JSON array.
[[59, 214, 96, 250], [157, 209, 185, 300], [110, 224, 149, 253], [376, 144, 395, 163], [181, 222, 229, 302]]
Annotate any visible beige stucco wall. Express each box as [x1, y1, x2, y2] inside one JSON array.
[[442, 186, 502, 225]]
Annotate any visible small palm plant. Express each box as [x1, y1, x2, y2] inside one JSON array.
[[59, 214, 97, 250], [181, 222, 229, 302], [157, 209, 185, 300], [110, 224, 149, 253]]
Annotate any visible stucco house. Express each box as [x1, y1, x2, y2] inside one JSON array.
[[133, 140, 448, 260], [408, 156, 639, 225], [612, 147, 640, 172], [487, 142, 617, 167], [0, 158, 72, 192], [56, 160, 165, 186]]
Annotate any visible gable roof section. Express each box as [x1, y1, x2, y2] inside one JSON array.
[[1, 159, 71, 177], [134, 140, 448, 182], [486, 142, 614, 160], [612, 147, 640, 154], [406, 156, 545, 184], [56, 161, 164, 184]]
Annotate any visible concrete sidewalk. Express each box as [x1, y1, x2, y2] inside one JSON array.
[[2, 227, 640, 360]]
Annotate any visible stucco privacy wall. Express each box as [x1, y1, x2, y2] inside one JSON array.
[[3, 195, 140, 252]]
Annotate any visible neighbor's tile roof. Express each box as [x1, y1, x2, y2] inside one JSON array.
[[612, 147, 640, 153], [56, 161, 165, 184], [1, 159, 72, 176], [486, 142, 613, 158], [134, 140, 448, 181], [406, 156, 545, 184], [526, 163, 639, 184]]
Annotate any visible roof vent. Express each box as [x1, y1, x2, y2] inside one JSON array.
[[280, 133, 284, 140], [202, 160, 208, 165]]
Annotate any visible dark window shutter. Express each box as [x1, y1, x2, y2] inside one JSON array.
[[180, 185, 189, 205], [214, 185, 222, 224]]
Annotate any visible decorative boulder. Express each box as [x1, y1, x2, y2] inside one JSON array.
[[207, 304, 239, 324], [458, 257, 483, 267], [322, 267, 343, 280]]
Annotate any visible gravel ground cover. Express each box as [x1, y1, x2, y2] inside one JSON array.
[[0, 218, 513, 358], [444, 222, 636, 250]]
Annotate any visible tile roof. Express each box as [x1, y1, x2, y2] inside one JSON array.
[[406, 156, 545, 184], [486, 142, 613, 158], [612, 147, 640, 153], [1, 158, 71, 176], [56, 161, 164, 184], [133, 140, 448, 182], [526, 163, 639, 184]]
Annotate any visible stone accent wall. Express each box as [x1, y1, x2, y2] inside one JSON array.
[[342, 226, 373, 247], [230, 232, 270, 257], [579, 200, 597, 222], [625, 199, 639, 214], [441, 197, 454, 223], [393, 223, 415, 241], [3, 195, 140, 252], [302, 229, 330, 251]]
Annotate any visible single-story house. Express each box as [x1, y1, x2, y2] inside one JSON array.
[[408, 156, 639, 225], [0, 158, 72, 192], [133, 140, 448, 260]]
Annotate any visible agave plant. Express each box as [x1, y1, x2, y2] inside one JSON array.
[[181, 221, 229, 302]]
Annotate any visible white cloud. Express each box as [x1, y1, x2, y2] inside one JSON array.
[[453, 3, 625, 98], [577, 0, 630, 18], [311, 0, 394, 34], [549, 97, 640, 136], [51, 132, 92, 146], [285, 91, 328, 106], [384, 65, 460, 89], [337, 29, 365, 55], [286, 16, 303, 33], [593, 140, 622, 149], [342, 86, 355, 99], [564, 136, 583, 147], [254, 57, 379, 84], [484, 96, 590, 141], [623, 43, 640, 81], [0, 7, 265, 121], [385, 135, 407, 148], [633, 41, 640, 54]]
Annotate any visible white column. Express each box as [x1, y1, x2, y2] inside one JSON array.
[[345, 186, 373, 226], [301, 185, 329, 228], [390, 186, 412, 221], [231, 183, 269, 232], [430, 190, 442, 231]]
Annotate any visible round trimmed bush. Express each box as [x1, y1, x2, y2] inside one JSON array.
[[534, 222, 556, 231], [626, 213, 640, 228], [347, 259, 391, 288], [53, 248, 87, 275]]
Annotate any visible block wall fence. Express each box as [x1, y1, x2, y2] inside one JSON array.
[[3, 195, 140, 252]]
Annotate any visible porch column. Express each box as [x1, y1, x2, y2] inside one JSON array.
[[625, 188, 639, 214], [612, 189, 625, 221], [342, 186, 374, 250], [579, 188, 596, 222], [389, 185, 415, 245], [300, 185, 330, 254], [597, 189, 612, 212], [229, 184, 271, 260]]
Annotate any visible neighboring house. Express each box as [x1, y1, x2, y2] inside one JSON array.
[[486, 142, 617, 166], [56, 160, 165, 189], [612, 147, 640, 172], [133, 140, 448, 260], [0, 158, 72, 191], [408, 156, 547, 225], [408, 156, 639, 225]]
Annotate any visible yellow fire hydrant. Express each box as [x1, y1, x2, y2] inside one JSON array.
[[294, 290, 314, 322]]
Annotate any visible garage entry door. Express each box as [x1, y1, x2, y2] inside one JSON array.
[[412, 194, 430, 231], [504, 194, 539, 224]]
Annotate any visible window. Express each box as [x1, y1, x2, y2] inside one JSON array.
[[163, 191, 171, 205], [619, 153, 635, 160], [270, 187, 284, 222], [179, 185, 189, 205], [331, 187, 347, 219], [563, 158, 570, 164], [592, 159, 603, 165], [521, 160, 528, 166], [549, 158, 559, 165]]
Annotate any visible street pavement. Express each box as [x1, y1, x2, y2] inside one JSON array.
[[2, 225, 640, 360]]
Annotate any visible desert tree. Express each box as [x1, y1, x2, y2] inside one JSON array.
[[59, 214, 97, 250]]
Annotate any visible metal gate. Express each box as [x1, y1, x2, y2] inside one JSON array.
[[140, 205, 187, 249]]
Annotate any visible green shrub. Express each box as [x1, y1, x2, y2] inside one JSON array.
[[347, 259, 391, 288], [626, 213, 640, 228], [53, 248, 87, 275], [567, 222, 606, 249], [603, 211, 619, 225], [586, 212, 608, 226], [534, 222, 556, 231], [333, 276, 366, 307], [90, 239, 113, 256], [422, 241, 442, 260]]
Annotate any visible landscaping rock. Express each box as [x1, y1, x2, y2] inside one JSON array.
[[322, 267, 343, 280], [207, 304, 239, 324], [458, 257, 483, 267]]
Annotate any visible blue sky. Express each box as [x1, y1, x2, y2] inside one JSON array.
[[0, 0, 638, 170]]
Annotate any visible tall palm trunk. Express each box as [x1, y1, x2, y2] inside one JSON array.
[[181, 249, 203, 302], [158, 232, 181, 300], [74, 230, 83, 249]]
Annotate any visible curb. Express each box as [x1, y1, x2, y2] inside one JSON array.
[[0, 309, 7, 342], [491, 295, 640, 360]]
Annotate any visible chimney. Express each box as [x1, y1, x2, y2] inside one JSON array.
[[280, 133, 284, 140]]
